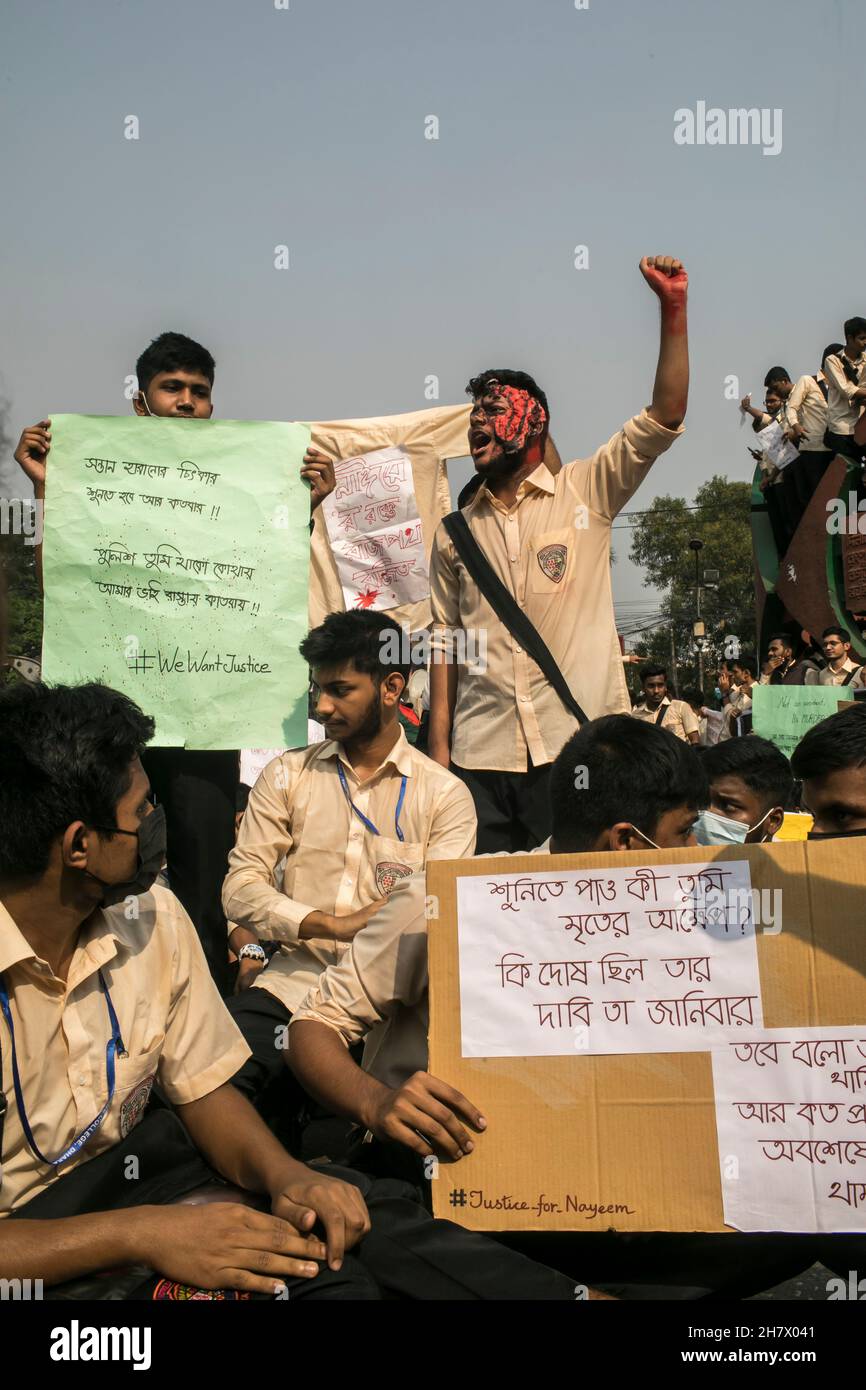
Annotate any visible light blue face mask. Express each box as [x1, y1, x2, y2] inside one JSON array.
[[693, 810, 748, 846], [694, 807, 776, 847]]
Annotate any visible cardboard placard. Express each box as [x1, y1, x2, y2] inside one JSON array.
[[428, 841, 866, 1232]]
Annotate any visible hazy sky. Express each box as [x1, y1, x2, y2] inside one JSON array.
[[2, 0, 863, 628]]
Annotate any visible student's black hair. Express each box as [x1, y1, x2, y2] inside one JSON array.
[[135, 331, 216, 394], [822, 625, 851, 644], [0, 682, 155, 880], [731, 653, 758, 678], [763, 367, 791, 388], [639, 663, 667, 684], [549, 715, 708, 852], [822, 342, 844, 366], [791, 702, 866, 782], [682, 687, 705, 709], [768, 631, 796, 654], [697, 735, 793, 810], [236, 782, 251, 816], [843, 318, 866, 342], [299, 609, 411, 684], [465, 369, 550, 422]]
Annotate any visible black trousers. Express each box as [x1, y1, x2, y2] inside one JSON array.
[[452, 762, 553, 854], [14, 1111, 575, 1301], [142, 747, 238, 995], [825, 429, 866, 465], [789, 449, 833, 512]]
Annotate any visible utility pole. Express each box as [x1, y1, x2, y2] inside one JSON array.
[[669, 580, 679, 696], [689, 538, 705, 692]]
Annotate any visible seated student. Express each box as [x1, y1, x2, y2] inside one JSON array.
[[630, 665, 700, 743], [290, 715, 817, 1298], [694, 736, 792, 845], [222, 609, 476, 1105], [288, 716, 704, 1167], [0, 681, 585, 1302], [791, 701, 866, 836]]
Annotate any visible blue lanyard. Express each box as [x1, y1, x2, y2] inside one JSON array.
[[337, 761, 407, 843], [0, 968, 126, 1169]]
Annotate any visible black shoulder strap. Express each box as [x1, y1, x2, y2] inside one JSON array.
[[654, 702, 668, 726], [442, 511, 588, 725], [841, 666, 862, 687]]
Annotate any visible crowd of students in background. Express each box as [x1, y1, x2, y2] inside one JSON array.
[[4, 269, 866, 1301]]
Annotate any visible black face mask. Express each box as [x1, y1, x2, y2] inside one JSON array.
[[807, 827, 866, 840], [87, 805, 167, 906]]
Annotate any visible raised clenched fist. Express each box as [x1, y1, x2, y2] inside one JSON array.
[[639, 255, 688, 299]]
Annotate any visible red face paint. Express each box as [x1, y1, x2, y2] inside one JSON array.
[[479, 381, 548, 454]]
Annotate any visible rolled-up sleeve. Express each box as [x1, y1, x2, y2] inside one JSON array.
[[570, 409, 684, 522], [429, 522, 461, 652], [222, 755, 315, 944], [159, 897, 251, 1105], [290, 875, 429, 1048]]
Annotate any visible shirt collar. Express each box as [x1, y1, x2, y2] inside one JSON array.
[[471, 461, 557, 511], [0, 896, 133, 984], [317, 724, 415, 781]]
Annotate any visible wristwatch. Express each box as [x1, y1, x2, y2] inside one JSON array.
[[237, 942, 267, 964]]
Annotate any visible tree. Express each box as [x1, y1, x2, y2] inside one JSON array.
[[627, 475, 755, 695], [0, 399, 43, 681]]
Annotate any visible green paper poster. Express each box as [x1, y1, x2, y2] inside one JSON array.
[[751, 683, 854, 758], [42, 414, 310, 749]]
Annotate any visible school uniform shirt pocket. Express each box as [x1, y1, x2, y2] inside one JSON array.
[[529, 528, 573, 595], [114, 1039, 164, 1139], [370, 838, 425, 897]]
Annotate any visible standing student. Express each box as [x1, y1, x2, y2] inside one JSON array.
[[767, 632, 820, 686], [822, 319, 866, 465], [427, 255, 689, 853], [816, 626, 864, 688], [12, 332, 333, 994], [784, 346, 840, 510], [630, 664, 700, 744]]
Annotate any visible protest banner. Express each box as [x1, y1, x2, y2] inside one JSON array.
[[307, 403, 471, 628], [321, 446, 428, 611], [42, 414, 310, 749], [428, 839, 866, 1232], [752, 683, 853, 758]]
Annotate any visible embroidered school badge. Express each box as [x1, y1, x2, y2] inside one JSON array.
[[151, 1279, 250, 1301], [537, 543, 567, 583], [375, 861, 414, 895], [119, 1073, 155, 1138]]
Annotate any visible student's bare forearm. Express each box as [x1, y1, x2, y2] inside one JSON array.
[[428, 656, 457, 756], [0, 1207, 153, 1285], [648, 300, 689, 429], [289, 1020, 389, 1131], [178, 1084, 307, 1197]]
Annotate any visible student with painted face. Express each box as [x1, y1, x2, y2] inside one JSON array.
[[694, 736, 792, 846], [631, 664, 701, 744], [222, 609, 476, 1106], [427, 256, 689, 853], [12, 333, 337, 996]]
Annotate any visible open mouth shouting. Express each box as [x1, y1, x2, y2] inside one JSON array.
[[469, 425, 495, 464]]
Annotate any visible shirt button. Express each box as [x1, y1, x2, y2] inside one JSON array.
[[78, 1075, 86, 1086], [509, 555, 518, 563], [520, 695, 530, 703]]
